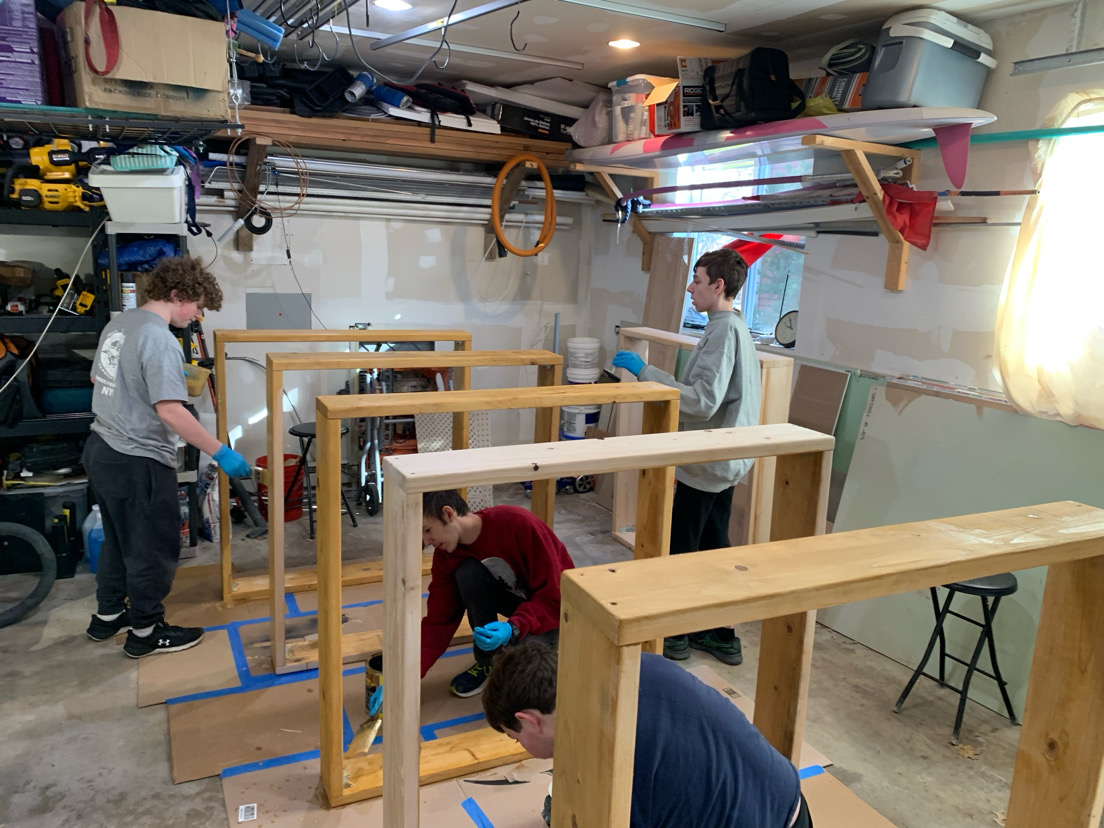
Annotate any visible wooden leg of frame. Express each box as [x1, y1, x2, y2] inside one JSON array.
[[216, 341, 232, 602], [531, 399, 559, 530], [316, 415, 345, 805], [552, 590, 641, 828], [268, 365, 286, 670], [754, 610, 816, 765], [382, 485, 425, 828], [1007, 553, 1104, 827], [634, 399, 677, 654]]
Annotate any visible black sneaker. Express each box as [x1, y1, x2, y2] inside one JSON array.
[[663, 635, 690, 661], [449, 662, 492, 698], [87, 610, 132, 641], [688, 630, 743, 666], [123, 621, 204, 658]]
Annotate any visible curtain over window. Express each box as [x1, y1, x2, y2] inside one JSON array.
[[993, 92, 1104, 429]]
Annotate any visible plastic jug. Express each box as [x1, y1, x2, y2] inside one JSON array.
[[82, 505, 105, 573]]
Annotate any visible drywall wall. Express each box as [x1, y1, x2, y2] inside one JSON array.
[[196, 200, 597, 465], [793, 2, 1100, 391]]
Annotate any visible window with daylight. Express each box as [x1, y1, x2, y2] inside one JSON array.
[[672, 155, 812, 337]]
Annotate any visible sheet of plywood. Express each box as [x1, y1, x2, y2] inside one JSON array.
[[169, 646, 487, 783], [788, 363, 850, 436], [137, 629, 238, 708], [822, 384, 1104, 720], [686, 664, 831, 770]]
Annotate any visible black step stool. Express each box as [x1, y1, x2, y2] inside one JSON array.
[[894, 573, 1019, 744], [287, 422, 357, 540]]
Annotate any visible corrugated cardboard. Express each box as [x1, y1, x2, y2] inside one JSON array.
[[59, 2, 228, 119], [800, 72, 868, 112], [654, 56, 729, 134]]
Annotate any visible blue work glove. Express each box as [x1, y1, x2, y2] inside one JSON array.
[[473, 621, 514, 651], [368, 685, 382, 717], [213, 444, 251, 478], [612, 350, 645, 376]]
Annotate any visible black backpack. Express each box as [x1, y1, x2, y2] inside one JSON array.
[[0, 335, 43, 427], [701, 48, 806, 131]]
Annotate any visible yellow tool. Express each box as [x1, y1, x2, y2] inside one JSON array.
[[53, 274, 96, 315], [12, 178, 102, 211], [27, 139, 79, 181]]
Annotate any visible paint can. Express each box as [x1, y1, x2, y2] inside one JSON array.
[[565, 337, 600, 370], [560, 404, 600, 438], [565, 366, 600, 384], [364, 650, 383, 713], [121, 282, 137, 310]]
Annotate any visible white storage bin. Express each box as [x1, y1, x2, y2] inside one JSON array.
[[607, 75, 677, 143], [863, 9, 996, 110], [87, 165, 186, 223]]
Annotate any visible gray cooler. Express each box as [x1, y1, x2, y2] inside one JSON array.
[[863, 9, 996, 110]]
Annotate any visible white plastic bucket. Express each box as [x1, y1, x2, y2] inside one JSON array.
[[566, 366, 601, 384], [560, 404, 600, 438], [566, 337, 601, 370]]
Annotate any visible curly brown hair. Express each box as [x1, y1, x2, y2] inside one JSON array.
[[145, 256, 224, 311], [482, 639, 558, 733]]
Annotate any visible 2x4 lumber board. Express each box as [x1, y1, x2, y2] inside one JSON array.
[[283, 618, 475, 672], [317, 381, 680, 420], [641, 237, 695, 374], [266, 360, 286, 666], [229, 557, 434, 602], [801, 133, 923, 162], [611, 332, 649, 536], [835, 146, 909, 292], [530, 363, 562, 528], [316, 415, 346, 802], [592, 170, 654, 271], [382, 487, 425, 827], [1006, 555, 1104, 826], [235, 137, 271, 252], [551, 605, 641, 828], [745, 353, 795, 544], [752, 450, 830, 762], [217, 329, 472, 344], [337, 728, 530, 805], [560, 501, 1104, 648], [267, 349, 562, 371], [215, 334, 232, 600], [381, 423, 826, 495]]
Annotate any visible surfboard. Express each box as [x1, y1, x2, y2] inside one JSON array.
[[569, 107, 996, 170]]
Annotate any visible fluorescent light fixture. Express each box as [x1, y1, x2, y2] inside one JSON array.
[[333, 23, 584, 69], [374, 0, 411, 9], [557, 0, 725, 32], [609, 38, 639, 49]]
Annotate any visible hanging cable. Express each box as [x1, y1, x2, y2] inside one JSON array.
[[509, 0, 527, 52], [491, 154, 556, 258]]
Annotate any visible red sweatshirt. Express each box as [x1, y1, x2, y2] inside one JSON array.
[[420, 505, 575, 677]]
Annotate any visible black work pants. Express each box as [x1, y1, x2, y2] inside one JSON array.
[[792, 793, 814, 828], [669, 480, 737, 641], [454, 557, 558, 666], [84, 432, 181, 630]]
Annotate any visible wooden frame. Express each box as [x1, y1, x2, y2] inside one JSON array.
[[264, 349, 564, 673], [314, 382, 701, 810], [613, 326, 794, 547], [554, 500, 1104, 827], [213, 328, 471, 604]]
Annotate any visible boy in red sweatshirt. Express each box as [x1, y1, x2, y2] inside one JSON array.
[[418, 489, 574, 698]]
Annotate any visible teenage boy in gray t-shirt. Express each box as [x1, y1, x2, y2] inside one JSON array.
[[613, 248, 761, 666], [83, 256, 251, 658]]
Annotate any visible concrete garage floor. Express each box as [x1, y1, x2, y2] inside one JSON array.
[[0, 483, 1041, 828]]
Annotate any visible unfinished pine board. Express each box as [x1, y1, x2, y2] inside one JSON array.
[[230, 558, 433, 603], [265, 349, 561, 672], [214, 328, 473, 604], [613, 326, 793, 548], [353, 424, 833, 825], [822, 384, 1104, 718], [554, 501, 1104, 828]]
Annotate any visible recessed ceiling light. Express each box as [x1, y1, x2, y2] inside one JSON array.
[[374, 0, 412, 10], [609, 38, 640, 49]]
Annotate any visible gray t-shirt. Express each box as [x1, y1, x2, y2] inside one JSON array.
[[90, 308, 187, 468], [638, 310, 762, 492]]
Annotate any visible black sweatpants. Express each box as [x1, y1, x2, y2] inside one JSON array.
[[454, 557, 559, 666], [669, 480, 737, 642], [84, 432, 182, 630]]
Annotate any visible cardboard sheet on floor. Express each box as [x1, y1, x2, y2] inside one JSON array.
[[168, 645, 486, 783], [163, 563, 270, 627], [138, 629, 238, 707], [687, 664, 832, 769], [803, 770, 895, 827]]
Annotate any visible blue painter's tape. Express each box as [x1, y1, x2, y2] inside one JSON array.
[[220, 749, 320, 779], [285, 592, 302, 617], [164, 652, 361, 705], [421, 711, 487, 741], [461, 796, 495, 828], [799, 765, 825, 780], [440, 646, 474, 659], [343, 599, 384, 610], [343, 709, 354, 752]]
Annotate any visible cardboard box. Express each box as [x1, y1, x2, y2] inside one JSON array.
[[800, 72, 868, 112], [59, 2, 228, 119], [0, 0, 44, 105], [654, 56, 729, 134]]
